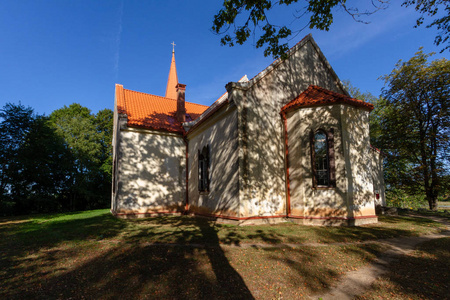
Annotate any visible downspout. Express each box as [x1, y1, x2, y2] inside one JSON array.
[[281, 111, 291, 216]]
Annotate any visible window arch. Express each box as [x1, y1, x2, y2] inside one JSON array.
[[198, 145, 210, 192], [310, 128, 336, 188]]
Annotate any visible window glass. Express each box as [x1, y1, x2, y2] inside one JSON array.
[[198, 146, 209, 192], [314, 131, 329, 186]]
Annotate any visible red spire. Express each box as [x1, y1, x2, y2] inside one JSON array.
[[165, 44, 178, 99]]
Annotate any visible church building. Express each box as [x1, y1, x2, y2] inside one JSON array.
[[111, 34, 385, 225]]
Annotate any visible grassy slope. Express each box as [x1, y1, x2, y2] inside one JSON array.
[[0, 210, 447, 299], [357, 238, 450, 300]]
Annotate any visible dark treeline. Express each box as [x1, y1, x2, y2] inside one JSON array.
[[0, 102, 113, 215]]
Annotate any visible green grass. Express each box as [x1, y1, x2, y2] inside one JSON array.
[[0, 210, 447, 299], [356, 238, 450, 300], [398, 207, 450, 221]]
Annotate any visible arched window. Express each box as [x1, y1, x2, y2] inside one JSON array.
[[310, 128, 336, 188], [198, 145, 210, 192], [315, 131, 329, 186]]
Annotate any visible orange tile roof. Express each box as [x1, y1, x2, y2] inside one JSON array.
[[281, 85, 374, 113], [115, 84, 209, 133]]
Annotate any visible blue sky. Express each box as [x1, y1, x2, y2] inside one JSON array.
[[0, 0, 448, 116]]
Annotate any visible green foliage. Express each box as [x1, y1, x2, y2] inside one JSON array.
[[49, 104, 113, 211], [386, 188, 427, 209], [95, 108, 114, 178], [0, 102, 113, 215], [0, 103, 37, 214], [212, 0, 448, 58], [402, 0, 450, 52], [378, 49, 450, 210], [212, 0, 385, 58]]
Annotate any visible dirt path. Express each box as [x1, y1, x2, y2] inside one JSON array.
[[312, 215, 450, 300]]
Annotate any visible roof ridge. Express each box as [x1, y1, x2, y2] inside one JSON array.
[[311, 85, 368, 103], [281, 84, 374, 113], [185, 101, 209, 108], [247, 34, 311, 84], [123, 88, 209, 108]]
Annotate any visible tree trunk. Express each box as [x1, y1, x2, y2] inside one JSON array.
[[428, 197, 438, 210], [428, 124, 439, 211]]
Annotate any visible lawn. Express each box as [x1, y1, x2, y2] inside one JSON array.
[[0, 210, 447, 299], [356, 237, 450, 300]]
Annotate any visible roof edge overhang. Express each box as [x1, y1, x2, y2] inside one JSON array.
[[281, 101, 374, 115], [185, 100, 230, 136], [125, 123, 185, 135], [183, 76, 248, 130], [281, 85, 374, 114]]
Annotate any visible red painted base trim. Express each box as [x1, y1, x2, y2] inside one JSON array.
[[193, 212, 287, 221], [289, 215, 378, 220], [111, 209, 376, 222], [112, 210, 183, 216]]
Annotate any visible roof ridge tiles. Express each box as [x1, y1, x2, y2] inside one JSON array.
[[281, 84, 374, 112], [118, 85, 209, 133], [123, 88, 209, 108]]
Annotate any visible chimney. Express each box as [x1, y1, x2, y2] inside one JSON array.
[[176, 83, 186, 123]]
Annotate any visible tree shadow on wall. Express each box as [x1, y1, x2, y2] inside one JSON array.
[[237, 40, 354, 218], [117, 112, 188, 214]]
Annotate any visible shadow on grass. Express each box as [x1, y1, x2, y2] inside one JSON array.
[[357, 237, 450, 300], [1, 213, 255, 300], [3, 243, 255, 300], [1, 212, 446, 299], [123, 215, 444, 246], [304, 216, 443, 244], [124, 216, 255, 298]]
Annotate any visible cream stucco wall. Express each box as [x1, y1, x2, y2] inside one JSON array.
[[341, 106, 376, 218], [228, 39, 346, 218], [187, 105, 240, 217], [286, 105, 348, 219], [113, 127, 186, 215], [285, 104, 378, 224], [371, 150, 386, 207]]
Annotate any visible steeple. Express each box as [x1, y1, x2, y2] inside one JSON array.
[[165, 42, 178, 99]]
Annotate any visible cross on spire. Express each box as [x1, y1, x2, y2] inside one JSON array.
[[165, 42, 178, 99]]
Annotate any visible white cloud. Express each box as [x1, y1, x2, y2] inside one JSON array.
[[114, 0, 124, 80]]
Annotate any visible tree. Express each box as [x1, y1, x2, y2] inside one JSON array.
[[379, 49, 449, 210], [93, 108, 114, 207], [403, 0, 450, 52], [0, 102, 113, 215], [49, 104, 113, 210], [0, 103, 35, 214], [0, 103, 72, 214], [95, 108, 114, 179], [212, 0, 449, 58], [14, 115, 74, 213]]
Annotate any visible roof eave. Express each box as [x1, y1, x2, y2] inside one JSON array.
[[185, 100, 230, 135], [281, 101, 374, 114], [126, 123, 185, 135]]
